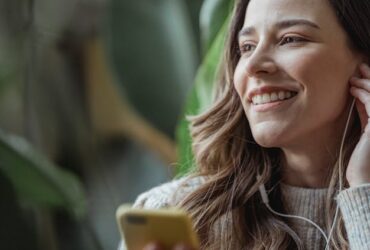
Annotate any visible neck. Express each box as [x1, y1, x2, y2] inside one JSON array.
[[279, 100, 355, 188], [281, 147, 333, 188], [280, 125, 345, 188]]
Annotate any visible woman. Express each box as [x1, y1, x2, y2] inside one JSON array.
[[120, 0, 370, 249]]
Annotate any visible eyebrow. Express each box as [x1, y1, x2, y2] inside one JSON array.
[[238, 19, 320, 39]]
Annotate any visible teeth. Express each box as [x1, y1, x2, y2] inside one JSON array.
[[262, 93, 270, 103], [278, 91, 285, 100], [270, 92, 278, 101], [252, 91, 296, 105]]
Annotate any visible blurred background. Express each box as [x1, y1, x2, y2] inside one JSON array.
[[0, 0, 231, 249]]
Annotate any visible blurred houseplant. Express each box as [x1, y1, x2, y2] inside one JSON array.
[[0, 1, 87, 249], [0, 131, 86, 250], [176, 0, 233, 175], [0, 0, 234, 249]]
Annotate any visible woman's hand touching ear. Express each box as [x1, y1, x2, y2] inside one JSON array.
[[347, 63, 370, 186], [350, 63, 370, 132]]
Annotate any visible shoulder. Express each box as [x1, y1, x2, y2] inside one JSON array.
[[132, 175, 206, 209]]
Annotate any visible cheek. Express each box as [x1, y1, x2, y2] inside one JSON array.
[[233, 62, 248, 99], [285, 48, 354, 123], [285, 48, 352, 96], [284, 49, 330, 83]]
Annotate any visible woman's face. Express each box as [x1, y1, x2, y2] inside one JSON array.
[[234, 0, 362, 148]]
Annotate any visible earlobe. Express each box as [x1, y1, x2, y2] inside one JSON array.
[[357, 58, 370, 78], [352, 65, 362, 78], [353, 56, 369, 77], [350, 56, 366, 78]]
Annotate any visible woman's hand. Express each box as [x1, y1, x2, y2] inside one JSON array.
[[143, 242, 196, 250], [347, 63, 370, 186]]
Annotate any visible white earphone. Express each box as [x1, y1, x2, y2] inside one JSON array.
[[257, 98, 356, 250]]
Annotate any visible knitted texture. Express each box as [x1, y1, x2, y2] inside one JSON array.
[[119, 177, 370, 250], [337, 184, 370, 249]]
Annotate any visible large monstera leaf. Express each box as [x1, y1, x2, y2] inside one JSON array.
[[109, 0, 199, 137], [0, 130, 86, 218]]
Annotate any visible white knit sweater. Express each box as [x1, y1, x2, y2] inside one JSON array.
[[119, 176, 370, 250]]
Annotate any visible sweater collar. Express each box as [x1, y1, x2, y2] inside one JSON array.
[[279, 182, 329, 228]]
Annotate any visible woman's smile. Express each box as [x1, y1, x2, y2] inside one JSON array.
[[247, 85, 298, 112], [250, 91, 298, 112]]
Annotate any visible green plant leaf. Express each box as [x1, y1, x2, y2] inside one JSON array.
[[176, 15, 231, 176], [109, 0, 198, 136], [0, 172, 38, 250], [0, 130, 86, 219], [200, 0, 233, 53]]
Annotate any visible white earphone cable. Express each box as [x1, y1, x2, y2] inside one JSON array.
[[266, 202, 329, 243], [258, 98, 356, 250], [324, 98, 356, 250]]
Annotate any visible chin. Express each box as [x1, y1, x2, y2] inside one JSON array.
[[254, 136, 280, 148], [251, 127, 286, 148]]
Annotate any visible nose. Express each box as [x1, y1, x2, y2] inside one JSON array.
[[243, 46, 277, 77]]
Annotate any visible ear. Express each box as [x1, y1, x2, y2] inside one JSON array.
[[352, 64, 362, 78], [359, 54, 370, 66], [353, 55, 369, 77], [359, 56, 370, 77]]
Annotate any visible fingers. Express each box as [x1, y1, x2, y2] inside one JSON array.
[[350, 64, 370, 90], [350, 86, 370, 106], [350, 84, 370, 128], [354, 99, 369, 131], [350, 63, 370, 131], [350, 63, 370, 110], [350, 76, 370, 92], [360, 63, 370, 79]]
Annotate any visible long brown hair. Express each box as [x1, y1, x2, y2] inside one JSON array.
[[179, 0, 370, 249]]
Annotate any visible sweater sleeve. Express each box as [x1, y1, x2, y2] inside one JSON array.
[[118, 176, 203, 250], [337, 183, 370, 250]]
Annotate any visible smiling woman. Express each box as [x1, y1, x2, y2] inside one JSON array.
[[119, 0, 370, 249], [233, 0, 362, 164]]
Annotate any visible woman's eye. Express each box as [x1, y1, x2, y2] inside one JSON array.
[[238, 43, 256, 55], [279, 36, 306, 45]]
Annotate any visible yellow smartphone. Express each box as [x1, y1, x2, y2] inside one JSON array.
[[116, 204, 200, 250]]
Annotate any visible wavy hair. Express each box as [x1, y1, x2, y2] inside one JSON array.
[[179, 0, 370, 249]]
